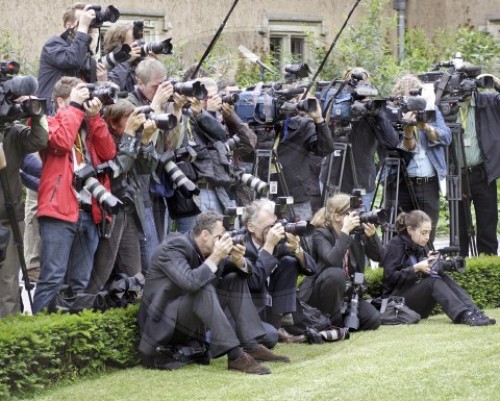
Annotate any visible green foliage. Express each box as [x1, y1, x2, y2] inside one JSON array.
[[365, 255, 500, 310], [0, 305, 140, 399], [0, 29, 38, 77]]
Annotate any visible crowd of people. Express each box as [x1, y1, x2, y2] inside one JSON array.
[[0, 2, 498, 376]]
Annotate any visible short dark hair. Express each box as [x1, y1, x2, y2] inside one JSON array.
[[192, 211, 224, 236]]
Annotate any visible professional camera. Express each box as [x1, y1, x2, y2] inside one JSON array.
[[232, 170, 269, 196], [284, 63, 311, 83], [136, 38, 173, 57], [159, 150, 199, 198], [88, 5, 120, 28], [429, 246, 466, 276], [343, 272, 364, 331], [221, 93, 240, 105], [279, 97, 319, 116], [86, 83, 120, 106], [224, 135, 240, 152], [0, 63, 46, 122], [135, 105, 178, 131], [349, 190, 387, 226], [97, 44, 131, 70], [172, 80, 208, 100], [73, 164, 122, 214], [278, 219, 314, 236], [223, 206, 245, 233]]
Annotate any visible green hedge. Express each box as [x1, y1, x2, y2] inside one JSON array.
[[0, 256, 499, 399], [0, 304, 140, 399], [365, 255, 500, 309]]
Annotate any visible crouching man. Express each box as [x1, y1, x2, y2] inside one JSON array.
[[138, 211, 289, 374]]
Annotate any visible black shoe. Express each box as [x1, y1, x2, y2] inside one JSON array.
[[459, 311, 491, 327], [474, 312, 496, 325]]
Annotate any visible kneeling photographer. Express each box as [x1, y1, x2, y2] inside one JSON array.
[[87, 101, 158, 293], [239, 199, 317, 344], [381, 210, 495, 326], [299, 193, 384, 331]]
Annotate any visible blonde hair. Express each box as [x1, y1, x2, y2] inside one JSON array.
[[311, 193, 350, 228], [102, 23, 133, 55], [63, 2, 85, 27], [392, 74, 423, 97], [52, 76, 82, 102]]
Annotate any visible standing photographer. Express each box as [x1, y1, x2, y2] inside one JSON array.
[[381, 210, 495, 326], [33, 77, 116, 313], [299, 193, 382, 331], [0, 104, 48, 317]]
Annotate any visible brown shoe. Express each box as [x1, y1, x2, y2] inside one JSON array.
[[278, 328, 306, 344], [248, 344, 291, 363], [228, 352, 271, 375]]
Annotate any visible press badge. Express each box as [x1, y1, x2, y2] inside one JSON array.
[[464, 138, 471, 147], [265, 293, 273, 307], [269, 181, 278, 195]]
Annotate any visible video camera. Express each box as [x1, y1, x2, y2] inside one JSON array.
[[429, 246, 466, 276], [0, 60, 46, 123], [135, 105, 177, 131], [88, 5, 120, 28], [73, 164, 122, 214], [349, 189, 387, 226]]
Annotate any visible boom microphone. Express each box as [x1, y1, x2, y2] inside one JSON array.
[[406, 96, 427, 112], [2, 75, 38, 99]]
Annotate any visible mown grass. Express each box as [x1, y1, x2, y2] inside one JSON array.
[[19, 309, 500, 401]]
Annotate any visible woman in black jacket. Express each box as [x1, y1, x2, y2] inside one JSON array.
[[299, 193, 382, 331], [381, 210, 495, 326]]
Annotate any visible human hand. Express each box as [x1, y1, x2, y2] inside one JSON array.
[[210, 232, 233, 263], [221, 102, 234, 119], [285, 233, 301, 253], [78, 6, 97, 31], [83, 97, 102, 117], [341, 211, 360, 235], [96, 62, 108, 82], [129, 42, 142, 62], [124, 109, 147, 135], [70, 83, 91, 105], [151, 81, 174, 113], [362, 223, 376, 237], [141, 120, 157, 144], [264, 223, 286, 249], [413, 259, 431, 275], [307, 97, 324, 124], [190, 98, 203, 118], [229, 244, 247, 269], [206, 94, 222, 113]]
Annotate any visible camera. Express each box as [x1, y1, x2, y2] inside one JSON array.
[[278, 219, 314, 236], [343, 272, 364, 331], [85, 83, 119, 106], [135, 105, 178, 131], [224, 135, 240, 152], [349, 190, 387, 226], [88, 5, 120, 28], [284, 63, 311, 83], [160, 150, 199, 198], [172, 80, 208, 100], [221, 93, 240, 105], [136, 38, 173, 57], [73, 164, 122, 214], [97, 44, 131, 70], [429, 247, 466, 276], [233, 170, 269, 196]]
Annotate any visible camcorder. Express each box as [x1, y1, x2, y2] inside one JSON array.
[[383, 89, 435, 130], [135, 105, 178, 131], [349, 189, 387, 226], [88, 5, 120, 28], [73, 164, 122, 214], [0, 60, 47, 123], [429, 246, 466, 276]]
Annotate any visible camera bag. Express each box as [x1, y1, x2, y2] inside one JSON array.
[[372, 296, 421, 325]]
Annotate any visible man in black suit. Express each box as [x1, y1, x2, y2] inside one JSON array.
[[138, 211, 289, 374]]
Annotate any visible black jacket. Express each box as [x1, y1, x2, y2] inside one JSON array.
[[276, 116, 334, 202], [320, 109, 400, 194], [380, 234, 426, 297], [474, 91, 500, 184], [108, 62, 136, 93], [37, 31, 92, 112]]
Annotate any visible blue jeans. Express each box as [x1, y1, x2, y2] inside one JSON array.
[[139, 205, 159, 274], [200, 188, 224, 213], [33, 212, 99, 313]]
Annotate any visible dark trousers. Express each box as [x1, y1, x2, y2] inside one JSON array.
[[268, 255, 300, 316], [458, 166, 498, 256], [398, 179, 440, 246], [172, 273, 266, 358], [397, 274, 476, 321], [307, 268, 381, 331], [87, 210, 141, 293]]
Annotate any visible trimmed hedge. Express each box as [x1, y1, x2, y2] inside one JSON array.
[[0, 256, 499, 399], [0, 304, 140, 399]]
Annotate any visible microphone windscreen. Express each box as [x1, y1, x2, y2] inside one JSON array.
[[406, 96, 427, 112], [3, 75, 38, 98]]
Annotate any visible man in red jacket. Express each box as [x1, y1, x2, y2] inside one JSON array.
[[33, 76, 116, 313]]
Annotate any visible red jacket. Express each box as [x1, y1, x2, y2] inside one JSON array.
[[38, 105, 116, 223]]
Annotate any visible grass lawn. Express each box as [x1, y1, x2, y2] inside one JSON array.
[[21, 309, 500, 401]]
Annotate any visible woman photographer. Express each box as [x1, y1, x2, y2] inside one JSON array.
[[299, 193, 382, 331], [381, 210, 495, 326]]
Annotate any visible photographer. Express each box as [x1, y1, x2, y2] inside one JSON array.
[[299, 193, 382, 331], [320, 68, 400, 209], [0, 104, 48, 318], [391, 74, 451, 245], [381, 210, 495, 326], [240, 199, 316, 343], [33, 76, 116, 314], [138, 211, 289, 373], [37, 3, 98, 114], [87, 101, 158, 293], [101, 22, 142, 93], [455, 73, 500, 256]]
